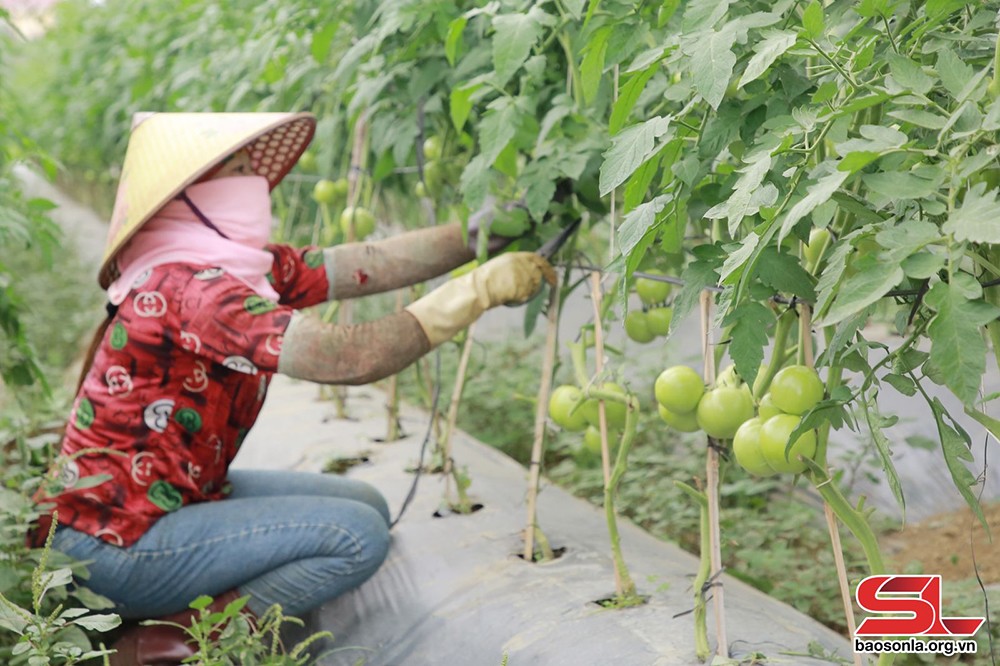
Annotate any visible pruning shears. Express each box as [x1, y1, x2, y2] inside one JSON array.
[[535, 217, 581, 260]]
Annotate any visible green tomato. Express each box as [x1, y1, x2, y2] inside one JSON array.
[[759, 414, 817, 474], [770, 365, 824, 415], [423, 136, 443, 161], [320, 223, 340, 246], [423, 160, 445, 195], [757, 393, 783, 420], [658, 404, 700, 433], [331, 178, 350, 199], [312, 179, 337, 204], [583, 424, 620, 454], [548, 385, 589, 432], [582, 382, 629, 430], [716, 364, 741, 388], [636, 269, 672, 305], [340, 206, 376, 240], [624, 311, 655, 344], [803, 228, 831, 269], [646, 307, 673, 336], [732, 418, 777, 477], [696, 386, 755, 440], [654, 366, 704, 414], [415, 181, 428, 198], [298, 151, 317, 172]]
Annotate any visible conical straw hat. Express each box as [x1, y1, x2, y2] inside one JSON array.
[[99, 111, 316, 288]]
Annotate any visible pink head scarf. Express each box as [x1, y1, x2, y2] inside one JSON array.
[[107, 176, 281, 305]]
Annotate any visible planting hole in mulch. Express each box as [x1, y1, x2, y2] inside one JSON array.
[[515, 546, 567, 563], [592, 594, 650, 609], [432, 503, 485, 518], [322, 452, 372, 474]]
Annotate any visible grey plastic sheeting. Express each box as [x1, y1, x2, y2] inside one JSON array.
[[236, 377, 851, 666]]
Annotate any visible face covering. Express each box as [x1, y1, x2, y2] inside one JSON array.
[[107, 176, 280, 305]]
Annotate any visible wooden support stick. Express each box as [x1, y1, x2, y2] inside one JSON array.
[[590, 271, 622, 594], [442, 322, 476, 509], [385, 289, 406, 442], [801, 303, 863, 666], [700, 290, 728, 658], [523, 284, 561, 562], [333, 116, 369, 417]]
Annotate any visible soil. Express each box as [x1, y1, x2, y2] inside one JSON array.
[[883, 501, 1000, 585]]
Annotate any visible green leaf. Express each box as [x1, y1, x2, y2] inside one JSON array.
[[445, 17, 467, 67], [74, 613, 121, 632], [864, 170, 941, 200], [610, 63, 657, 135], [777, 168, 848, 242], [492, 9, 544, 88], [310, 23, 338, 64], [704, 152, 775, 233], [738, 30, 798, 88], [813, 232, 859, 322], [581, 28, 610, 105], [886, 54, 935, 94], [925, 281, 1000, 404], [935, 48, 973, 100], [887, 109, 947, 130], [669, 245, 723, 338], [686, 29, 737, 110], [478, 100, 520, 165], [599, 116, 672, 195], [861, 396, 905, 514], [801, 1, 824, 40], [931, 399, 988, 531], [460, 154, 491, 210], [943, 182, 1000, 243], [875, 219, 940, 262], [902, 252, 945, 279], [681, 0, 730, 31], [719, 232, 760, 284], [525, 175, 556, 223], [818, 257, 903, 327], [756, 247, 816, 301], [723, 302, 772, 394], [883, 373, 916, 396], [618, 195, 671, 258], [623, 151, 662, 211]]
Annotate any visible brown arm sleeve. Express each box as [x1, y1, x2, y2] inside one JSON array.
[[324, 223, 475, 300], [277, 311, 432, 385]]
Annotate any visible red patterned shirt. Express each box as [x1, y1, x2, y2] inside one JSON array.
[[35, 244, 329, 547]]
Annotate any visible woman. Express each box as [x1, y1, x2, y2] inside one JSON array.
[[32, 112, 555, 664]]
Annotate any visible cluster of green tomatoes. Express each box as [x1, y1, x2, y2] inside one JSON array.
[[623, 271, 675, 343], [300, 151, 377, 242], [548, 382, 631, 456], [655, 363, 825, 476]]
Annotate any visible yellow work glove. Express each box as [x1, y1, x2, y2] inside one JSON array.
[[405, 252, 557, 346]]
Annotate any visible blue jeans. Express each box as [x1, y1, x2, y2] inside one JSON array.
[[51, 470, 391, 619]]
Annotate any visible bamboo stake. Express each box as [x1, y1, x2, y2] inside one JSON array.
[[385, 289, 405, 442], [590, 272, 613, 489], [333, 116, 369, 418], [801, 303, 864, 666], [590, 271, 622, 595], [523, 284, 561, 562], [442, 322, 476, 512], [700, 290, 728, 658]]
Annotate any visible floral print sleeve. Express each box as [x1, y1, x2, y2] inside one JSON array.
[[265, 244, 330, 309]]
